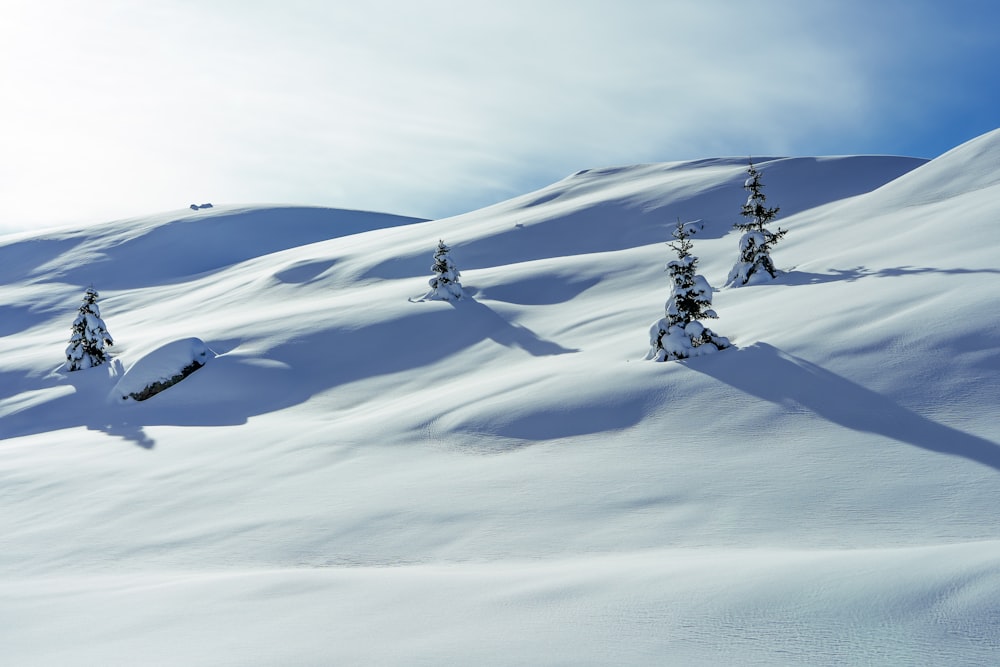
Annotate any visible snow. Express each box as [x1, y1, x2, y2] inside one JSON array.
[[111, 337, 212, 402], [2, 134, 1000, 664]]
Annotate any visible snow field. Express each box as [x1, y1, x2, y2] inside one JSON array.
[[4, 543, 999, 667], [2, 131, 1000, 664]]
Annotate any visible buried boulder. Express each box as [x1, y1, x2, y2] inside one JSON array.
[[112, 338, 213, 403]]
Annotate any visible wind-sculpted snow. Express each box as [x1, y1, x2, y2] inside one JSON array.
[[360, 155, 925, 279], [2, 136, 999, 665], [870, 127, 1000, 206], [0, 205, 424, 288]]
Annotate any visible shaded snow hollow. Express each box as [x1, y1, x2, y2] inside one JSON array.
[[2, 133, 1000, 665]]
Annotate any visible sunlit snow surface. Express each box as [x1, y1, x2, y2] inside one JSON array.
[[2, 135, 1000, 665]]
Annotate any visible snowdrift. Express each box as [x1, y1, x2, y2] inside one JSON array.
[[2, 133, 999, 665], [112, 337, 212, 402]]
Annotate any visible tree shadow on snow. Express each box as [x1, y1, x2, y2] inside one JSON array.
[[871, 265, 1000, 278], [775, 267, 870, 285], [450, 298, 579, 357], [778, 265, 1000, 286], [0, 363, 160, 449], [0, 356, 300, 449], [691, 343, 1000, 472], [87, 420, 156, 449], [1, 300, 580, 448], [473, 275, 601, 306]]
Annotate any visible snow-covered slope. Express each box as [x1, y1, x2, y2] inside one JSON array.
[[2, 136, 999, 665]]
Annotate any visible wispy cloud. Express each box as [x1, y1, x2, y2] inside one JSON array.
[[1, 0, 996, 233]]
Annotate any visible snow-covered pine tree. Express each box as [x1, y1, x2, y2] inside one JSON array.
[[647, 221, 730, 361], [65, 287, 114, 371], [726, 158, 787, 286], [423, 239, 464, 301]]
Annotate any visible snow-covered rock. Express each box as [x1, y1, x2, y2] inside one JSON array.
[[111, 337, 212, 403]]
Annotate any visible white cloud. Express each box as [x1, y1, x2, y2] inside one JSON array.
[[0, 0, 974, 234]]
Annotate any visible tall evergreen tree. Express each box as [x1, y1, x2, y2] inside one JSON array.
[[423, 240, 464, 301], [726, 159, 787, 286], [65, 287, 114, 371], [647, 221, 730, 361]]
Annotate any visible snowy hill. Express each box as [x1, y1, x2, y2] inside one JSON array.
[[2, 134, 999, 665]]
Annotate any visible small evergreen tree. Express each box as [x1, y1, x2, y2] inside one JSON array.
[[65, 287, 114, 371], [726, 158, 787, 286], [647, 221, 730, 361], [424, 239, 464, 301]]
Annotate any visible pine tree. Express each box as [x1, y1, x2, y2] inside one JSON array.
[[647, 221, 730, 362], [726, 158, 787, 286], [65, 287, 114, 371], [424, 239, 464, 301]]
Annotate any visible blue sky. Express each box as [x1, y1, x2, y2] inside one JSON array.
[[2, 0, 998, 234]]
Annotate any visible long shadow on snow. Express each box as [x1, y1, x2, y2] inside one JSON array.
[[141, 300, 575, 424], [0, 303, 67, 337], [449, 298, 578, 356], [0, 363, 158, 449], [471, 275, 601, 306], [0, 354, 316, 448], [267, 298, 577, 393], [691, 343, 1000, 472], [1, 300, 575, 447], [778, 265, 1000, 286]]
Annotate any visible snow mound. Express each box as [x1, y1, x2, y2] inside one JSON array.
[[111, 338, 213, 403], [0, 205, 426, 288], [863, 128, 1000, 208]]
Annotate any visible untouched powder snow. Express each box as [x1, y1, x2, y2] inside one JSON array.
[[2, 137, 999, 665]]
